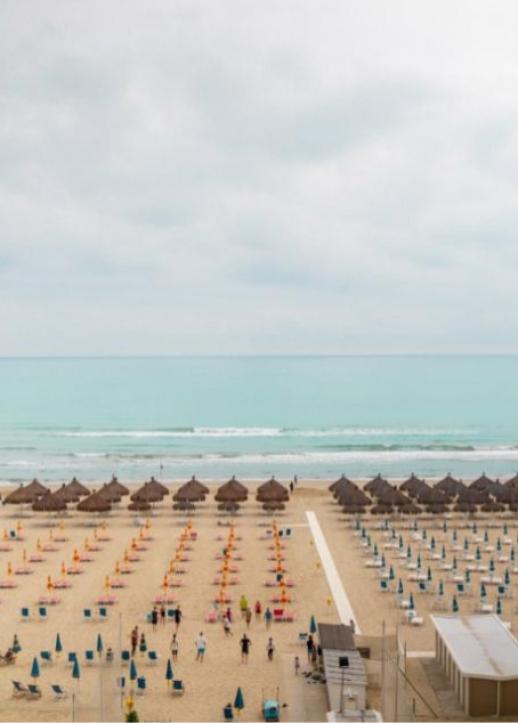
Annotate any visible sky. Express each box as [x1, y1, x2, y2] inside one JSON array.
[[1, 1, 518, 355]]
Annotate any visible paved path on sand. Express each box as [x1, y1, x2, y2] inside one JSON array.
[[305, 510, 361, 633]]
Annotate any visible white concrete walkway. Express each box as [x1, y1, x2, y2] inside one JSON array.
[[305, 510, 361, 633]]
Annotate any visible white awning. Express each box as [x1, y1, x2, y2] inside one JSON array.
[[432, 614, 518, 680]]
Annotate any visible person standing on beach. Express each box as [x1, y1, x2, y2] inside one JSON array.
[[170, 633, 179, 661], [223, 615, 232, 637], [195, 632, 207, 662], [174, 605, 182, 631], [160, 604, 166, 626], [151, 606, 158, 631], [264, 607, 273, 629], [240, 634, 251, 663], [266, 637, 275, 661], [254, 600, 262, 620], [294, 655, 301, 675], [130, 626, 138, 657], [239, 595, 248, 619], [245, 608, 252, 628], [306, 634, 314, 662], [289, 481, 294, 494]]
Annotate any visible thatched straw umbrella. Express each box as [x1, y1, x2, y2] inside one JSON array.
[[53, 484, 80, 504], [173, 501, 196, 513], [371, 503, 393, 515], [217, 502, 240, 514], [256, 479, 289, 503], [77, 493, 112, 513], [146, 477, 169, 497], [470, 473, 497, 492], [400, 502, 422, 515], [377, 488, 410, 507], [130, 482, 163, 504], [481, 501, 505, 513], [3, 485, 38, 506], [342, 504, 366, 515], [453, 501, 477, 513], [417, 487, 448, 506], [329, 475, 357, 494], [105, 476, 130, 497], [435, 474, 464, 496], [456, 487, 489, 505], [173, 477, 208, 503], [128, 500, 152, 512], [364, 474, 390, 496], [426, 503, 448, 514], [97, 484, 122, 504], [215, 477, 248, 504], [67, 477, 90, 497], [492, 486, 518, 505], [32, 492, 67, 513], [505, 473, 518, 489], [399, 474, 427, 498], [262, 501, 286, 514], [337, 487, 371, 507]]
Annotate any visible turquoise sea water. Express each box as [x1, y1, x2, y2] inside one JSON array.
[[0, 355, 518, 484]]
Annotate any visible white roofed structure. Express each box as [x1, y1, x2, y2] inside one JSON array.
[[431, 614, 518, 717]]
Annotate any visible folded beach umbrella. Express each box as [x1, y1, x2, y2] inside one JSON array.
[[55, 633, 63, 656], [165, 657, 173, 684], [72, 658, 80, 681], [309, 615, 317, 634], [12, 635, 21, 654], [452, 595, 459, 614], [96, 633, 103, 656], [234, 687, 245, 714], [30, 656, 40, 679], [129, 659, 138, 681]]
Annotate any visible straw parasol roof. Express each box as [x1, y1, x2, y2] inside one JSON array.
[[52, 484, 80, 504], [492, 486, 518, 504], [399, 474, 427, 497], [32, 492, 67, 512], [3, 484, 38, 506], [173, 477, 208, 502], [417, 486, 448, 505], [336, 487, 371, 506], [215, 477, 248, 503], [329, 475, 357, 493], [400, 502, 422, 515], [105, 476, 130, 496], [217, 502, 241, 513], [342, 504, 366, 515], [256, 479, 289, 503], [435, 474, 464, 495], [504, 473, 518, 489], [453, 501, 477, 513], [128, 500, 152, 512], [173, 501, 196, 512], [426, 503, 448, 514], [97, 485, 122, 503], [480, 501, 505, 513], [456, 487, 489, 505], [146, 477, 169, 496], [262, 501, 286, 513], [470, 473, 496, 492], [371, 503, 393, 515], [67, 477, 90, 497], [130, 482, 163, 504], [377, 488, 410, 507], [77, 493, 112, 513], [364, 474, 390, 496]]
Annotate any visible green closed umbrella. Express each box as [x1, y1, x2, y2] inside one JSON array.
[[234, 687, 245, 716], [55, 633, 63, 656], [96, 633, 103, 656], [30, 656, 40, 679], [496, 597, 503, 617], [12, 635, 21, 654], [72, 658, 80, 682], [309, 615, 317, 634], [130, 659, 138, 681], [452, 595, 459, 614], [165, 657, 173, 684]]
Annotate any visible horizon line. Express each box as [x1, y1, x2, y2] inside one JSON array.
[[1, 352, 518, 360]]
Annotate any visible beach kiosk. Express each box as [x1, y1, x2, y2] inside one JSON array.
[[318, 623, 366, 718], [431, 614, 518, 717]]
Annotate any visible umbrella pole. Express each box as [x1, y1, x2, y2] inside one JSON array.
[[72, 692, 76, 722], [99, 651, 104, 722]]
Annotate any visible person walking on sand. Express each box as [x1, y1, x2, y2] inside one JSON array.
[[160, 604, 166, 626], [139, 632, 147, 656], [294, 655, 301, 675], [306, 634, 314, 663], [239, 594, 248, 618], [174, 605, 182, 631], [264, 607, 273, 629], [289, 481, 294, 494], [245, 607, 252, 628], [151, 606, 158, 631], [254, 600, 262, 620], [223, 615, 232, 637], [195, 632, 207, 662], [170, 633, 179, 661], [130, 626, 138, 657], [240, 633, 251, 663], [266, 637, 275, 661]]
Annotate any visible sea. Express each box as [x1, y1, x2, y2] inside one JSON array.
[[0, 355, 518, 485]]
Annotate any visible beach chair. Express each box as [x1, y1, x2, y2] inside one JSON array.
[[405, 610, 424, 626], [20, 607, 31, 621], [136, 676, 147, 695], [417, 581, 429, 594], [167, 608, 176, 621], [147, 650, 158, 665], [85, 650, 95, 665], [205, 610, 218, 623], [40, 650, 53, 665], [297, 632, 308, 644], [455, 582, 466, 596], [27, 684, 42, 700], [51, 684, 67, 699], [121, 650, 131, 665], [273, 608, 284, 622], [171, 679, 185, 696], [379, 579, 390, 592], [223, 704, 234, 720], [83, 608, 93, 622], [67, 652, 77, 666], [12, 680, 29, 698], [38, 606, 48, 621], [117, 676, 126, 690], [98, 607, 108, 621]]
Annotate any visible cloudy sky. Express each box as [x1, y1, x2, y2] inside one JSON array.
[[1, 1, 518, 355]]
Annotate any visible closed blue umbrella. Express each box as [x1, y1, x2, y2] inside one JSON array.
[[409, 593, 415, 610], [129, 659, 138, 681], [309, 615, 317, 634], [503, 523, 508, 536], [55, 633, 63, 656], [96, 633, 103, 656], [496, 597, 503, 617], [480, 583, 487, 600], [452, 595, 459, 614], [234, 686, 245, 712], [30, 656, 40, 679], [397, 578, 404, 596], [438, 579, 444, 597], [388, 565, 395, 581], [72, 658, 80, 681], [165, 657, 173, 683], [12, 635, 21, 654]]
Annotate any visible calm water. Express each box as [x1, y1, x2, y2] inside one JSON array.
[[0, 355, 518, 484]]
